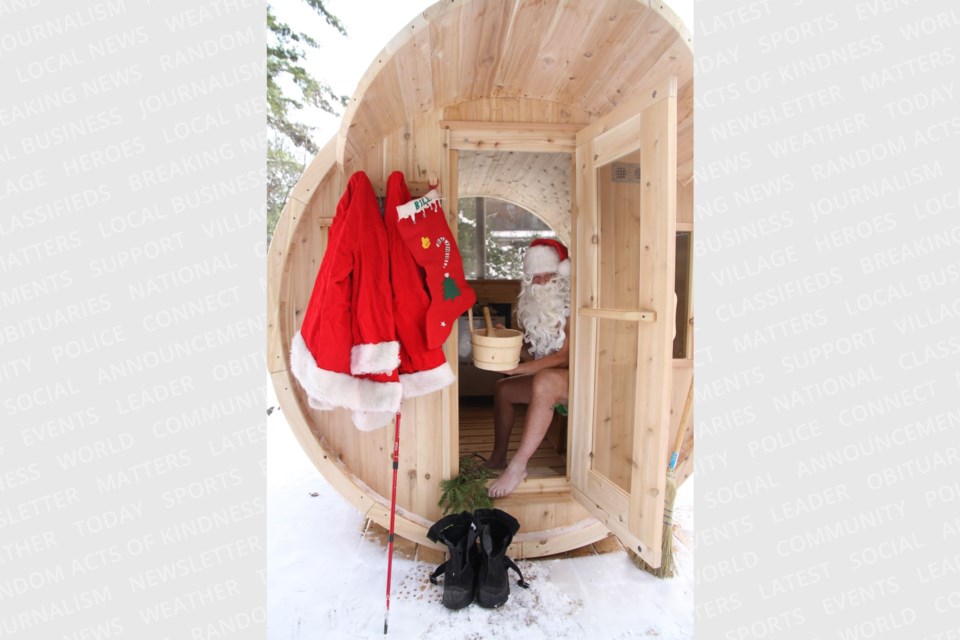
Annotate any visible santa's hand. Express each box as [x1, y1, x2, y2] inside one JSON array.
[[494, 323, 505, 330], [504, 362, 531, 376]]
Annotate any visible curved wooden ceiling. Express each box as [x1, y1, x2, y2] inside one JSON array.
[[337, 0, 693, 183], [458, 150, 572, 243]]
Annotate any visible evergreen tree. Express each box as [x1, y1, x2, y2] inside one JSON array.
[[267, 137, 305, 240], [266, 1, 346, 243], [457, 199, 478, 278]]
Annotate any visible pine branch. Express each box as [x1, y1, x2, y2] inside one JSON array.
[[438, 457, 494, 515]]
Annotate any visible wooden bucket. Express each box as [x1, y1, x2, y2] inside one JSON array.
[[469, 306, 523, 371]]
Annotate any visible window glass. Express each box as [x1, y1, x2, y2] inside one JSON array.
[[458, 198, 479, 279], [457, 197, 556, 280]]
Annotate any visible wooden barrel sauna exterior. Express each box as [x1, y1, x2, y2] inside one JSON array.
[[267, 0, 695, 560]]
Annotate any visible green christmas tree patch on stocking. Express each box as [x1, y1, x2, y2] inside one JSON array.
[[435, 236, 462, 301], [442, 275, 461, 300], [395, 190, 475, 349]]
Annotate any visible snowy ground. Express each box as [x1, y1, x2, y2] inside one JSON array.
[[266, 392, 694, 640]]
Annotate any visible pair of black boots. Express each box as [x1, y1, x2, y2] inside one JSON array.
[[426, 508, 530, 609]]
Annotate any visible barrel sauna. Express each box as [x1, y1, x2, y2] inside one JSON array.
[[267, 0, 694, 565]]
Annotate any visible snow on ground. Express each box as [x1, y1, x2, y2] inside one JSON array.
[[267, 386, 694, 640]]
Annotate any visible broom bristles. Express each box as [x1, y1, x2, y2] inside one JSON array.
[[632, 469, 678, 578]]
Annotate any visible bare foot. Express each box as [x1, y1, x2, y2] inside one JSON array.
[[487, 462, 527, 498], [483, 455, 507, 470]]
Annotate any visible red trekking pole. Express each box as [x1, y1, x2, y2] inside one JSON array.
[[384, 412, 401, 634]]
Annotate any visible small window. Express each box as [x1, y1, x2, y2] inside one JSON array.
[[457, 197, 556, 280]]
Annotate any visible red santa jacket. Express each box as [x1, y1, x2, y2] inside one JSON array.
[[291, 171, 402, 430]]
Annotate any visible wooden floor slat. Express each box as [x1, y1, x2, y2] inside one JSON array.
[[458, 401, 566, 477]]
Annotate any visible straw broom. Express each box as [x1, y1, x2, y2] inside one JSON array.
[[634, 378, 693, 578]]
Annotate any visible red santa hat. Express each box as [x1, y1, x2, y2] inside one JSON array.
[[523, 238, 571, 278]]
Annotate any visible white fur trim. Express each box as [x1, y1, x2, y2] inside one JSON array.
[[400, 362, 455, 399], [396, 189, 442, 223], [350, 341, 400, 375], [291, 332, 402, 414], [557, 259, 571, 277], [351, 411, 395, 431], [524, 245, 560, 276]]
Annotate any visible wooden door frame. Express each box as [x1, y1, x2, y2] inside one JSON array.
[[439, 121, 579, 484]]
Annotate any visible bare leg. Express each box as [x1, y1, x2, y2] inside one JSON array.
[[486, 375, 533, 469], [489, 369, 568, 498]]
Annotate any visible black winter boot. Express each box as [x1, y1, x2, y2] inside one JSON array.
[[473, 508, 530, 608], [427, 512, 479, 609]]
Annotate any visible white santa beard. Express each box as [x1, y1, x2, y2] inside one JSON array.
[[517, 276, 570, 358]]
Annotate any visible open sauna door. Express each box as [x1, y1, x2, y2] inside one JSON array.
[[569, 77, 677, 569]]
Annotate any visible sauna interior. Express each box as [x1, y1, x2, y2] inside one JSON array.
[[455, 148, 574, 479]]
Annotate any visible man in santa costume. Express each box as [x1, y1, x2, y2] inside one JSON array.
[[487, 238, 571, 498]]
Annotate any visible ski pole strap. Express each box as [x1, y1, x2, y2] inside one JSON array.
[[429, 562, 446, 585], [505, 557, 529, 588]]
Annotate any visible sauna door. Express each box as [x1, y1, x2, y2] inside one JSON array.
[[570, 78, 677, 568]]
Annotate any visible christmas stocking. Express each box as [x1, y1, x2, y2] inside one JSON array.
[[392, 178, 476, 350], [384, 172, 455, 398]]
